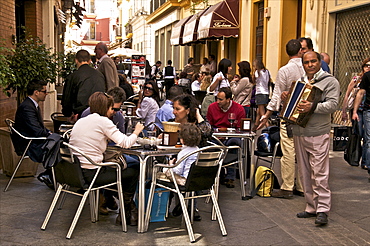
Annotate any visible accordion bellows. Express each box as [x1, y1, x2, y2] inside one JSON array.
[[281, 81, 323, 128]]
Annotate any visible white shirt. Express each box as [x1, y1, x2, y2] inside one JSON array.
[[267, 58, 304, 112], [191, 80, 201, 92], [211, 71, 230, 96], [255, 70, 270, 95], [136, 97, 159, 130], [69, 113, 138, 169]]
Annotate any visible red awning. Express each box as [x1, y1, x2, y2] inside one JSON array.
[[170, 16, 192, 46], [182, 7, 210, 44], [197, 0, 239, 40]]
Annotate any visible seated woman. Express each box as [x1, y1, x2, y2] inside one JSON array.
[[172, 94, 212, 147], [136, 80, 160, 131], [69, 92, 144, 226]]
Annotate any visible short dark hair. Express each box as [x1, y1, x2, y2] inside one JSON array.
[[89, 92, 114, 116], [218, 87, 232, 99], [299, 37, 314, 50], [107, 86, 126, 103], [188, 57, 194, 64], [173, 94, 199, 123], [167, 60, 172, 65], [179, 123, 201, 147], [302, 51, 321, 63], [75, 50, 91, 63], [27, 79, 47, 95], [156, 61, 162, 65], [192, 73, 200, 82], [167, 85, 184, 100], [209, 54, 215, 60], [96, 42, 108, 54], [286, 39, 301, 57], [179, 71, 188, 79]]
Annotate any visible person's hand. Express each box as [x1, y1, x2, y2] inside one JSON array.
[[169, 158, 176, 165], [352, 112, 359, 121], [297, 100, 312, 114], [69, 113, 79, 124], [281, 91, 289, 102], [256, 114, 268, 130], [133, 122, 144, 135], [342, 111, 348, 122]]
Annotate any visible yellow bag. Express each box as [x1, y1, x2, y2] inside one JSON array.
[[254, 166, 280, 197]]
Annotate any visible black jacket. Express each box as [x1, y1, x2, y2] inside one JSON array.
[[13, 97, 50, 162], [62, 64, 105, 117], [41, 133, 62, 169]]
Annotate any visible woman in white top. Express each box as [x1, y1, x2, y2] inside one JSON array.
[[209, 58, 232, 96], [136, 80, 160, 130], [70, 92, 144, 225], [252, 59, 270, 131]]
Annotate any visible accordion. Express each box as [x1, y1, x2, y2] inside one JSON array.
[[280, 81, 323, 127]]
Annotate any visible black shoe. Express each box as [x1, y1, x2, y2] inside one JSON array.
[[297, 211, 316, 218], [37, 172, 54, 190], [293, 189, 304, 197], [315, 212, 328, 225], [172, 204, 183, 217], [193, 209, 202, 221]]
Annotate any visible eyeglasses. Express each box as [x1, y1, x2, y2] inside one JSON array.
[[363, 64, 370, 68], [143, 86, 154, 91], [112, 107, 121, 112], [302, 59, 318, 65], [39, 90, 49, 94]]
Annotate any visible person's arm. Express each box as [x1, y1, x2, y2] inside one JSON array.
[[22, 104, 50, 136], [342, 77, 357, 121], [352, 89, 365, 121], [103, 118, 144, 148], [100, 59, 116, 89], [209, 75, 222, 92], [136, 97, 150, 119], [312, 79, 340, 114]]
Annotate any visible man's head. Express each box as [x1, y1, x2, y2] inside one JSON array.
[[113, 57, 120, 65], [27, 79, 48, 103], [167, 60, 172, 66], [286, 39, 302, 57], [299, 37, 314, 54], [107, 87, 126, 113], [209, 54, 215, 61], [155, 61, 162, 67], [203, 57, 208, 65], [320, 52, 330, 65], [188, 57, 194, 65], [75, 50, 91, 67], [167, 85, 184, 101], [216, 87, 232, 110], [94, 42, 108, 59], [302, 51, 321, 79]]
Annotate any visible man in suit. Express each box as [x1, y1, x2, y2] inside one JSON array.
[[13, 80, 53, 188], [62, 49, 105, 120], [95, 42, 119, 91]]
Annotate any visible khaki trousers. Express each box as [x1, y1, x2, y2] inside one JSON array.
[[293, 133, 331, 214], [280, 123, 303, 192]]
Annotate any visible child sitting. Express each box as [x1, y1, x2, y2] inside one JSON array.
[[169, 123, 201, 179]]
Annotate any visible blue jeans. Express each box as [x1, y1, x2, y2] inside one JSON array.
[[353, 110, 367, 166], [224, 137, 242, 180], [362, 109, 370, 173]]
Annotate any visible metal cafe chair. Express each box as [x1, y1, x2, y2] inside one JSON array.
[[255, 142, 282, 170], [3, 119, 47, 192], [144, 145, 227, 243], [41, 142, 127, 239]]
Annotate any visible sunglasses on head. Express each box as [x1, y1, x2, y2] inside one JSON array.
[[112, 107, 121, 112], [144, 86, 154, 91]]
